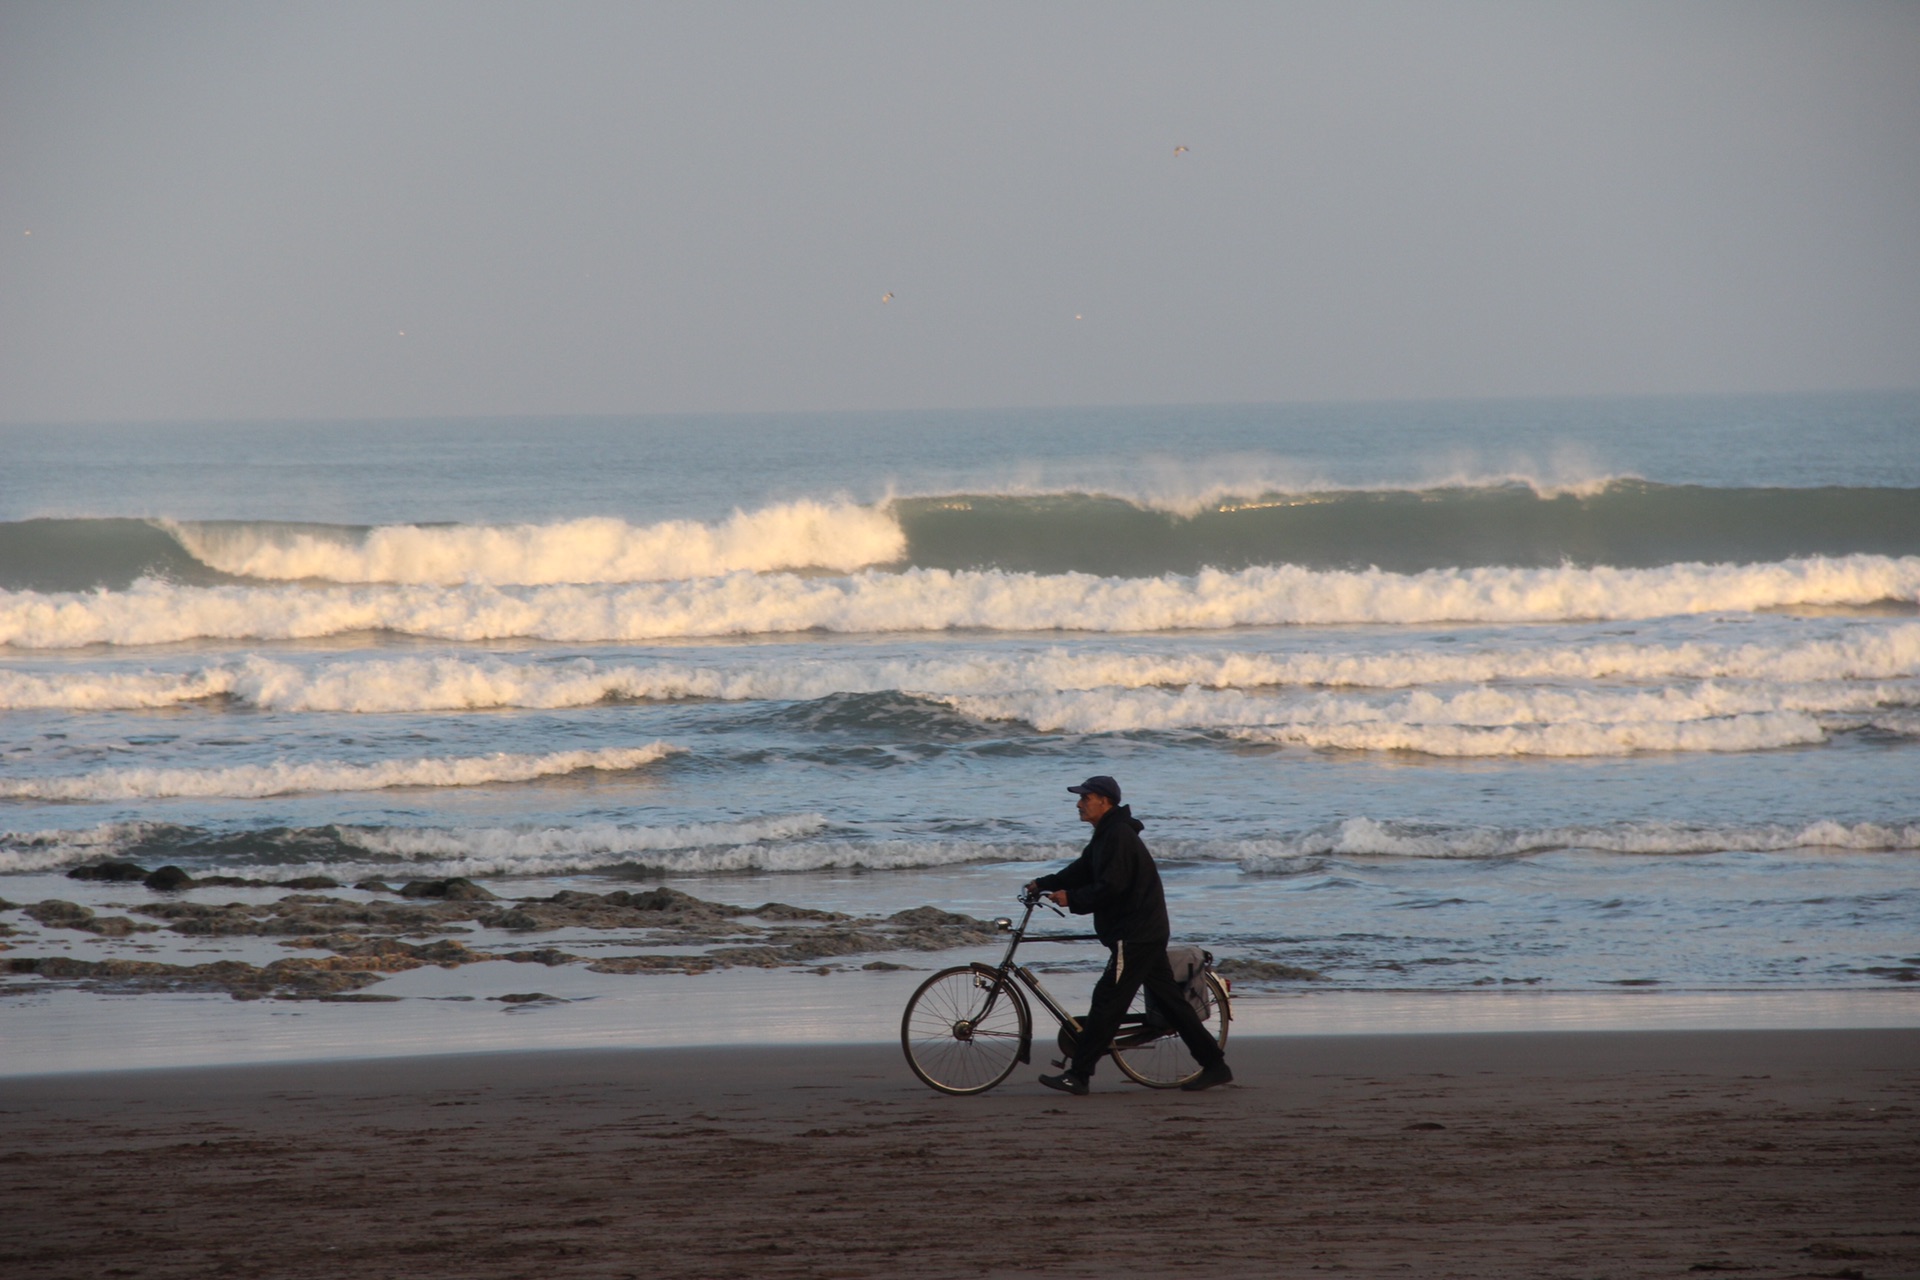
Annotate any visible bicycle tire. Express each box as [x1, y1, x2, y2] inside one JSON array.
[[1110, 971, 1231, 1088], [901, 965, 1031, 1096]]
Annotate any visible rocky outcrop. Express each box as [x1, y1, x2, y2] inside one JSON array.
[[63, 861, 341, 892], [587, 954, 719, 975], [13, 880, 1008, 1001], [397, 878, 497, 901], [1214, 957, 1323, 982], [6, 955, 396, 1000], [23, 900, 157, 937], [135, 895, 486, 937], [64, 861, 153, 883]]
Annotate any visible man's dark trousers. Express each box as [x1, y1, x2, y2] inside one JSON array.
[[1071, 939, 1224, 1078]]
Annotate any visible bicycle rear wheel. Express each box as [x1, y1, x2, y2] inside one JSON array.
[[1110, 971, 1231, 1088], [901, 966, 1031, 1096]]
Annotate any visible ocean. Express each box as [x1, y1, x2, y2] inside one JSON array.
[[3, 392, 1918, 1063]]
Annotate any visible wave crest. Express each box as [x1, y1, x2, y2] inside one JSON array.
[[4, 555, 1916, 649], [6, 625, 1918, 711], [3, 816, 1914, 880], [0, 743, 681, 802], [166, 502, 906, 585]]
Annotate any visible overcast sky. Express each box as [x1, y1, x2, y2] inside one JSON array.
[[2, 1, 1917, 423]]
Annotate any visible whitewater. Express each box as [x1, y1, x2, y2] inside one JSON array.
[[3, 394, 1918, 1002]]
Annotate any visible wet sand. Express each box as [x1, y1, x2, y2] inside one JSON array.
[[3, 1030, 1916, 1279]]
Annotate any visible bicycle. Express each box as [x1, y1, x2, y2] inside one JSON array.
[[900, 889, 1232, 1095]]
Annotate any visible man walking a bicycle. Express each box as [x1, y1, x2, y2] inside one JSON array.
[[1025, 775, 1233, 1095]]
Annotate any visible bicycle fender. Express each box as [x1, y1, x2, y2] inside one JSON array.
[[965, 962, 1032, 1065]]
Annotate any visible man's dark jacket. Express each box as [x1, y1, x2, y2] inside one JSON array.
[[1033, 805, 1169, 948]]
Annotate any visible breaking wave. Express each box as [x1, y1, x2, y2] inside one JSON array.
[[0, 743, 681, 802], [6, 482, 1918, 592], [1229, 817, 1920, 868], [4, 555, 1917, 649], [6, 625, 1918, 711], [941, 680, 1918, 756], [3, 816, 1914, 880], [164, 503, 905, 585]]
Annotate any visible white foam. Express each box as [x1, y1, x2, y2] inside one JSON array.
[[343, 830, 1027, 879], [938, 680, 1916, 755], [0, 816, 1031, 880], [164, 502, 906, 584], [1231, 817, 1920, 866], [6, 626, 1918, 712], [0, 743, 681, 802], [4, 815, 1914, 881], [1228, 712, 1831, 757], [4, 555, 1917, 649]]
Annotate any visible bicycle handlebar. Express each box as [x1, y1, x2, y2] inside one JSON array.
[[1019, 888, 1067, 917]]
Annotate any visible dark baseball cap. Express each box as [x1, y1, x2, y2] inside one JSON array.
[[1067, 775, 1122, 804]]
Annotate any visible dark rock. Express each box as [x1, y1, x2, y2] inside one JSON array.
[[704, 946, 787, 968], [861, 961, 909, 971], [494, 992, 562, 1004], [1214, 958, 1324, 983], [66, 861, 151, 882], [780, 929, 891, 960], [277, 934, 482, 967], [408, 939, 483, 966], [489, 910, 546, 932], [607, 886, 737, 918], [587, 954, 718, 975], [143, 865, 195, 891], [6, 953, 388, 1000], [752, 902, 849, 922], [398, 877, 497, 901], [478, 886, 744, 933], [1859, 966, 1919, 982], [24, 900, 93, 927], [282, 876, 341, 890], [136, 895, 487, 937], [880, 906, 1001, 950], [493, 948, 579, 966], [21, 900, 157, 937], [354, 879, 396, 893]]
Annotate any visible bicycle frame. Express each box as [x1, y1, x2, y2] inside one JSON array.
[[963, 894, 1103, 1066]]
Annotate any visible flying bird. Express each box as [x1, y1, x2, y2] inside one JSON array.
[[1173, 145, 1189, 157], [881, 292, 894, 304]]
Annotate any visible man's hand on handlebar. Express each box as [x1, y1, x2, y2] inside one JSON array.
[[1021, 881, 1069, 909]]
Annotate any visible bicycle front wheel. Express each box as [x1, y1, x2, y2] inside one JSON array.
[[1110, 971, 1231, 1089], [901, 966, 1030, 1096]]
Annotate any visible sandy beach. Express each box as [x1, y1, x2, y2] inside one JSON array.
[[3, 1029, 1914, 1279]]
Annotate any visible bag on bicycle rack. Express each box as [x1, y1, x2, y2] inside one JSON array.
[[1142, 945, 1214, 1029]]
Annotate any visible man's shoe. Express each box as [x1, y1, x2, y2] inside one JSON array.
[[1180, 1063, 1233, 1092], [1039, 1071, 1090, 1096]]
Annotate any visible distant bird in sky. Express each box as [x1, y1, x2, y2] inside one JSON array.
[[881, 292, 893, 304], [1173, 144, 1189, 157]]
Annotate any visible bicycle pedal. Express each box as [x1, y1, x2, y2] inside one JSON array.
[[1049, 1057, 1068, 1069]]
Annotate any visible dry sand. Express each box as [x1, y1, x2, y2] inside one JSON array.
[[2, 1030, 1915, 1279]]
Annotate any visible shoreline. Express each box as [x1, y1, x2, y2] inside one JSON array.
[[4, 1029, 1915, 1279], [6, 978, 1917, 1078]]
